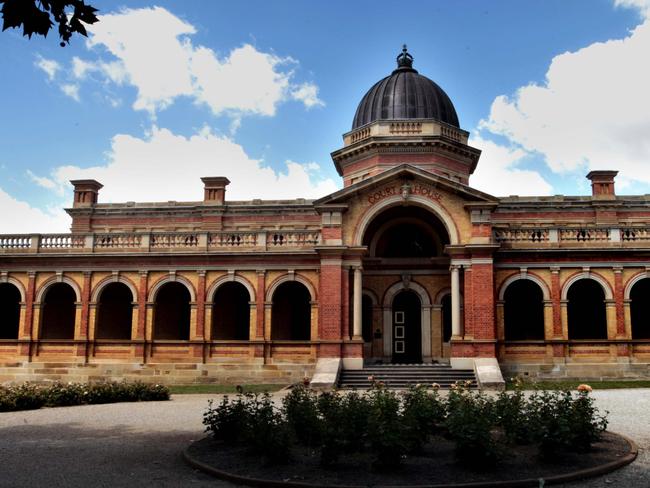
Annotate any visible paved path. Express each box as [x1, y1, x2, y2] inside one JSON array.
[[0, 390, 647, 487]]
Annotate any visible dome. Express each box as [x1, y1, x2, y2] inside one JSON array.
[[352, 47, 459, 130]]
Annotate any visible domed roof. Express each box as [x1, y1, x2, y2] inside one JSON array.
[[352, 46, 459, 130]]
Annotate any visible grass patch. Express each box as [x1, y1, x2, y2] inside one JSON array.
[[169, 384, 285, 395], [506, 379, 650, 390]]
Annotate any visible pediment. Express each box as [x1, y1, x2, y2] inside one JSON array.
[[314, 164, 497, 209]]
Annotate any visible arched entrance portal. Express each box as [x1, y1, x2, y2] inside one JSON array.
[[392, 290, 422, 363], [361, 202, 451, 364]]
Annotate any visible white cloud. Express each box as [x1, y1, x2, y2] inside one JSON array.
[[614, 0, 650, 16], [480, 12, 650, 187], [0, 187, 69, 233], [469, 136, 553, 196], [42, 126, 338, 202], [60, 84, 81, 102], [26, 170, 63, 196], [290, 83, 325, 108], [75, 6, 322, 115], [34, 55, 61, 81]]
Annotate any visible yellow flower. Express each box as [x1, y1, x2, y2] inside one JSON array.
[[577, 384, 593, 392]]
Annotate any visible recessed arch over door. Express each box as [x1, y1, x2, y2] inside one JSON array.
[[383, 280, 432, 362]]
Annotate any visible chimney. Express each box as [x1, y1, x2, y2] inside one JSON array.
[[586, 171, 617, 200], [70, 179, 103, 207], [201, 177, 230, 205]]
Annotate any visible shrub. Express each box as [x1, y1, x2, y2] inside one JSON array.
[[528, 388, 608, 458], [495, 387, 533, 445], [246, 392, 291, 464], [203, 393, 253, 445], [316, 390, 344, 465], [366, 385, 406, 469], [0, 381, 170, 412], [0, 383, 46, 412], [445, 383, 500, 467], [401, 384, 445, 452], [282, 385, 321, 447]]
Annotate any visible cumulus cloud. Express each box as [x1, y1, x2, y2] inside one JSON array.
[[74, 6, 323, 115], [0, 187, 69, 233], [614, 0, 650, 16], [60, 83, 81, 102], [39, 126, 338, 203], [479, 7, 650, 187], [34, 55, 61, 81], [469, 136, 553, 196]]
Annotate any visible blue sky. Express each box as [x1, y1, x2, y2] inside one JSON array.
[[1, 0, 650, 232]]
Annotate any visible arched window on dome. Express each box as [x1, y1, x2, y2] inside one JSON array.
[[0, 283, 21, 339], [503, 280, 544, 341], [212, 282, 250, 340], [271, 281, 311, 341], [630, 278, 650, 339], [41, 283, 76, 339], [96, 282, 133, 340], [567, 279, 607, 340], [153, 282, 190, 340]]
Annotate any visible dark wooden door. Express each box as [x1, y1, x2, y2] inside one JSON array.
[[392, 290, 422, 363]]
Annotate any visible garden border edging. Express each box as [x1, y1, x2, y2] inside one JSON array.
[[182, 432, 638, 488]]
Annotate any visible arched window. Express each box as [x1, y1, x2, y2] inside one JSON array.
[[504, 280, 545, 340], [567, 279, 607, 340], [153, 282, 190, 340], [271, 281, 311, 340], [96, 282, 133, 340], [630, 278, 650, 339], [0, 283, 21, 339], [362, 294, 373, 343], [41, 283, 76, 339], [212, 282, 250, 340], [441, 294, 452, 342]]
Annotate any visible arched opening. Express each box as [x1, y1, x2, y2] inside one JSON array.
[[362, 294, 373, 343], [364, 205, 450, 260], [0, 283, 21, 339], [271, 281, 311, 340], [567, 279, 607, 340], [504, 280, 544, 340], [96, 282, 133, 340], [630, 278, 650, 339], [392, 290, 422, 363], [153, 282, 190, 340], [212, 282, 250, 340], [441, 294, 452, 343], [41, 283, 76, 339]]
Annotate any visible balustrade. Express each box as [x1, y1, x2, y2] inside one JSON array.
[[267, 231, 320, 247], [94, 234, 142, 249], [209, 232, 258, 248], [0, 235, 32, 249]]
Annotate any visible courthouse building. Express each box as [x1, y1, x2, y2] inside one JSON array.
[[1, 47, 650, 385]]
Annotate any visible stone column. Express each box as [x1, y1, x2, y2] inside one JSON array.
[[20, 272, 36, 358], [352, 266, 362, 339], [450, 265, 462, 338]]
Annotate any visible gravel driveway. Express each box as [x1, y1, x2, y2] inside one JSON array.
[[0, 390, 647, 487]]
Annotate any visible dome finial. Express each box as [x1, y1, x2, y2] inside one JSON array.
[[396, 44, 414, 69]]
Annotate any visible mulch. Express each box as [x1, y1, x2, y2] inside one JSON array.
[[184, 431, 636, 487]]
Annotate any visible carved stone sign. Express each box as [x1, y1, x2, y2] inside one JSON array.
[[367, 182, 442, 205]]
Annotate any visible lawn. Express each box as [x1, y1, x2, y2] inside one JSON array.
[[506, 379, 650, 390], [168, 384, 285, 394]]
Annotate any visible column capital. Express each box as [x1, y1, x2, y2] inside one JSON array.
[[612, 266, 623, 273], [197, 269, 207, 278], [256, 269, 266, 276], [550, 266, 560, 274]]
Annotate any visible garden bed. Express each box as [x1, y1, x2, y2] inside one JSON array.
[[184, 430, 636, 487], [186, 383, 637, 487]]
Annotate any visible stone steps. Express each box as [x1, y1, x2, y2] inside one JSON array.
[[337, 364, 477, 389]]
